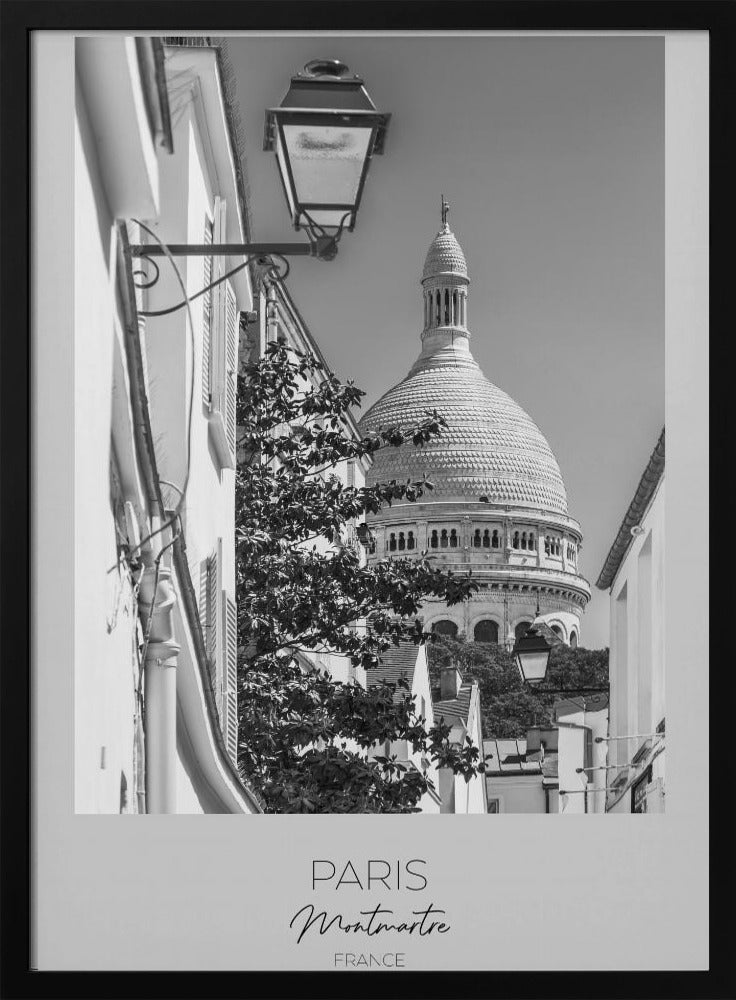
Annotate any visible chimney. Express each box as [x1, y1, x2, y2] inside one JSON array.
[[440, 664, 462, 700]]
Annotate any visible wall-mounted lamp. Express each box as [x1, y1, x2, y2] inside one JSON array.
[[129, 59, 390, 272]]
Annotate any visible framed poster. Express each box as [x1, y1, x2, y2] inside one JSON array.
[[1, 2, 732, 996]]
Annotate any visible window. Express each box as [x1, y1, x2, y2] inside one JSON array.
[[407, 531, 415, 551], [430, 530, 439, 549], [483, 529, 490, 548], [569, 630, 578, 649], [201, 214, 214, 407], [473, 529, 482, 548], [398, 531, 406, 551], [449, 528, 458, 548], [488, 798, 501, 814], [474, 619, 499, 644], [200, 540, 238, 762], [492, 529, 500, 549], [432, 619, 458, 638], [551, 625, 563, 638], [389, 533, 397, 552], [512, 531, 520, 549], [204, 198, 238, 469], [440, 529, 449, 549], [529, 532, 535, 550], [515, 621, 531, 640]]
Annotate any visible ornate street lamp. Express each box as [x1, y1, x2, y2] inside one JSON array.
[[513, 625, 554, 686], [129, 58, 390, 281], [264, 59, 390, 238]]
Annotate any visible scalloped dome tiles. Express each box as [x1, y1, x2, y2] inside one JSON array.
[[422, 226, 468, 280]]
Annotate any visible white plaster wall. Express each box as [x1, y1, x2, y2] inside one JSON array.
[[556, 707, 609, 814], [74, 79, 142, 814], [607, 481, 665, 806], [485, 776, 546, 814]]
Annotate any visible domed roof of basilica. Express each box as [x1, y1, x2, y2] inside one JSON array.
[[359, 202, 569, 515]]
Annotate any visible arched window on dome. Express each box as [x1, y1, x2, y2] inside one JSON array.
[[440, 529, 449, 549], [529, 532, 536, 550], [389, 533, 397, 552], [449, 528, 458, 548], [430, 530, 439, 549], [544, 535, 551, 556], [435, 290, 441, 327], [482, 529, 490, 549], [555, 538, 561, 556], [521, 532, 527, 550], [515, 621, 531, 640], [432, 619, 458, 639], [407, 531, 415, 550], [473, 529, 482, 548], [398, 531, 406, 551], [444, 289, 450, 325], [474, 620, 499, 644], [569, 630, 578, 649], [452, 289, 458, 325], [492, 529, 500, 549], [551, 624, 563, 638], [512, 531, 520, 550]]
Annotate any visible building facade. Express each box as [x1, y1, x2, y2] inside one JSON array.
[[359, 207, 591, 648], [74, 36, 261, 813], [597, 430, 665, 813]]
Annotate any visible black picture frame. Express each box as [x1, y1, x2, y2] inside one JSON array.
[[1, 3, 734, 997]]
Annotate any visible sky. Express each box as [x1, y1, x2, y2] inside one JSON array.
[[229, 34, 664, 647]]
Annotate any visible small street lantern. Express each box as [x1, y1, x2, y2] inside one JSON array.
[[513, 625, 553, 686], [264, 59, 391, 236]]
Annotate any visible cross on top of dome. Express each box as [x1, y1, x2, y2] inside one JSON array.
[[441, 194, 450, 230]]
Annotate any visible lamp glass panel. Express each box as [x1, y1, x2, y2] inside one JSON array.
[[275, 137, 298, 221], [516, 650, 550, 684], [282, 124, 372, 207]]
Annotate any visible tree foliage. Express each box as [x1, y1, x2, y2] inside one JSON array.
[[235, 343, 486, 813], [427, 638, 609, 739]]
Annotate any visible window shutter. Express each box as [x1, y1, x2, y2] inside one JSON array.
[[224, 281, 238, 461], [210, 197, 227, 416], [201, 215, 214, 408], [200, 553, 218, 685], [223, 594, 238, 763], [204, 197, 236, 470]]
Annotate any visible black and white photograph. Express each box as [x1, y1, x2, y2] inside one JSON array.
[[74, 33, 663, 817], [5, 6, 724, 986]]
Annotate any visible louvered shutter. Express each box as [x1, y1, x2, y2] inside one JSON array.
[[210, 197, 227, 417], [223, 595, 238, 763], [200, 553, 218, 685], [224, 281, 238, 461], [201, 215, 214, 408]]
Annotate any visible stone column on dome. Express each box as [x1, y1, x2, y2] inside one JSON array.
[[374, 525, 386, 555], [417, 520, 428, 552]]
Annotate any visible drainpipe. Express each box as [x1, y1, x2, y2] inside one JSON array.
[[138, 514, 180, 814], [117, 223, 181, 814]]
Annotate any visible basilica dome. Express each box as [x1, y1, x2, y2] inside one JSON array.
[[360, 202, 568, 515], [357, 199, 589, 647], [360, 353, 568, 514]]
